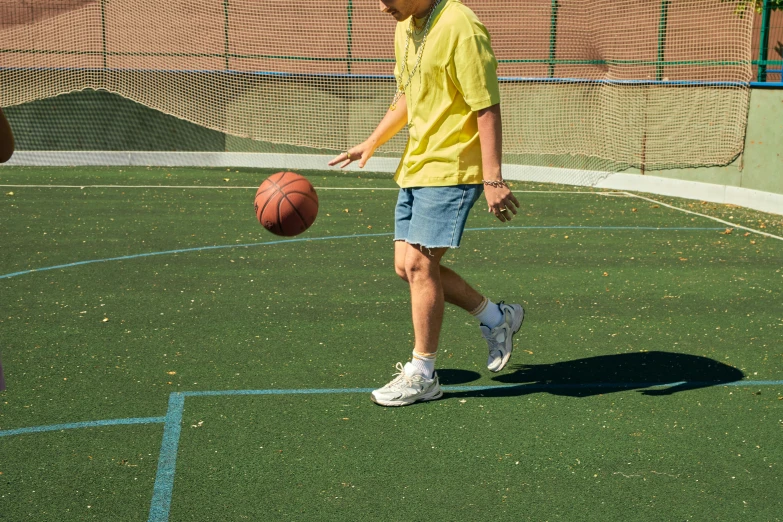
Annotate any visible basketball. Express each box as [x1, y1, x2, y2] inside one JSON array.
[[254, 171, 318, 237]]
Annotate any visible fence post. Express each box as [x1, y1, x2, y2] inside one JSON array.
[[347, 0, 354, 75], [657, 0, 670, 81], [223, 0, 230, 71], [758, 0, 770, 82], [100, 0, 108, 69], [548, 0, 559, 78]]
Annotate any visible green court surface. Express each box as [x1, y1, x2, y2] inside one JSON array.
[[1, 166, 782, 521]]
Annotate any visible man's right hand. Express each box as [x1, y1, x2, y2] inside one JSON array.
[[328, 140, 376, 169]]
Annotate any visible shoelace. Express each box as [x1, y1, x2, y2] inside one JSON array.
[[483, 323, 507, 344], [385, 362, 414, 390]]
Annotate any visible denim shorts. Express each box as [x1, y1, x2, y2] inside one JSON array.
[[394, 184, 484, 249]]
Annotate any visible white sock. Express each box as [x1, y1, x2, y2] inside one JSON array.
[[407, 351, 436, 379], [470, 297, 504, 329]]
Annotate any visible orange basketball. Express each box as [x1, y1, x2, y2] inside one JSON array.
[[254, 172, 318, 237]]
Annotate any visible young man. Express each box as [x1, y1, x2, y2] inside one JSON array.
[[0, 107, 14, 163], [329, 0, 524, 406]]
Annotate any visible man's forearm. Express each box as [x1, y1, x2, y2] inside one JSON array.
[[367, 95, 409, 149], [477, 104, 502, 181]]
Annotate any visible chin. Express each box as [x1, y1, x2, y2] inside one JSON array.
[[387, 11, 408, 21]]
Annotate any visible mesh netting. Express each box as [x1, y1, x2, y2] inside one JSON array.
[[0, 0, 754, 170]]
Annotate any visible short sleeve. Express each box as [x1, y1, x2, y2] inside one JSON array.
[[393, 22, 404, 80], [450, 34, 500, 111]]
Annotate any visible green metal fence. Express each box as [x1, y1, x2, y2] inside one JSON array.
[[754, 0, 783, 82]]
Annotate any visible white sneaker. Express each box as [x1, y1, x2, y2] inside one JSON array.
[[370, 362, 443, 407], [481, 302, 524, 372]]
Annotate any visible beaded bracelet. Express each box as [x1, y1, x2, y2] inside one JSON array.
[[483, 180, 508, 188]]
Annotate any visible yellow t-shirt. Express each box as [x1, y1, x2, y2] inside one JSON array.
[[393, 0, 500, 188]]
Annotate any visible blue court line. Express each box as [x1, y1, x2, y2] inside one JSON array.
[[2, 379, 780, 440], [0, 226, 724, 281], [148, 393, 185, 522], [146, 378, 783, 521], [0, 66, 756, 90], [0, 416, 165, 438], [0, 380, 778, 521], [0, 232, 391, 280], [0, 66, 758, 87], [179, 379, 783, 398]]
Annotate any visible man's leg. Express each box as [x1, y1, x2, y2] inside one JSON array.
[[371, 242, 448, 406], [403, 246, 524, 374], [439, 265, 484, 313], [395, 241, 485, 316], [401, 243, 448, 356], [394, 239, 523, 372]]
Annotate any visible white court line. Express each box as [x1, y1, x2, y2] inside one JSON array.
[[0, 184, 629, 195], [0, 184, 398, 190], [623, 192, 783, 242], [3, 183, 776, 239]]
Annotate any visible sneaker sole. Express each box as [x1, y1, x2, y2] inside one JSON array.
[[370, 388, 443, 407], [489, 306, 525, 373]]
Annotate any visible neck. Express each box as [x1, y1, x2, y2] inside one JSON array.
[[413, 0, 434, 19]]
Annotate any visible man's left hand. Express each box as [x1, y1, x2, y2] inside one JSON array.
[[485, 184, 519, 222]]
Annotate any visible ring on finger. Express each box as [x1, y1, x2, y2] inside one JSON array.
[[345, 151, 353, 160]]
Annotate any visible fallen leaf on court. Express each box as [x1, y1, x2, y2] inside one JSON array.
[[343, 209, 349, 213], [167, 371, 176, 375], [5, 192, 13, 196], [223, 178, 230, 182], [603, 272, 609, 276], [102, 317, 109, 323], [722, 228, 733, 235], [632, 208, 637, 212], [744, 232, 751, 237], [679, 257, 688, 261], [524, 350, 534, 355]]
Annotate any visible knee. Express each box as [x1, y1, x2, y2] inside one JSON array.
[[394, 262, 409, 282], [403, 256, 435, 284]]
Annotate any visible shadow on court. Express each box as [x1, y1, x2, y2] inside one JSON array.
[[441, 351, 744, 399]]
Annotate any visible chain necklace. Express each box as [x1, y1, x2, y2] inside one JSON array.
[[389, 0, 442, 112]]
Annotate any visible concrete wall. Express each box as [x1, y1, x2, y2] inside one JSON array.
[[634, 88, 783, 197], [3, 86, 781, 209]]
